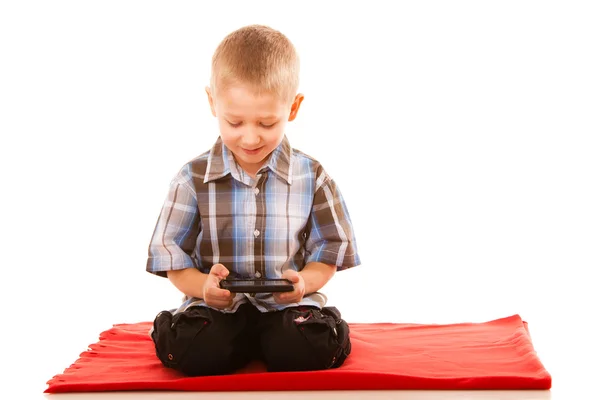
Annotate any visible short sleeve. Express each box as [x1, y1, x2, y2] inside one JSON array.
[[303, 174, 361, 271], [146, 168, 200, 278]]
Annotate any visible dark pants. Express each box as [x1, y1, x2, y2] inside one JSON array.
[[151, 303, 352, 376]]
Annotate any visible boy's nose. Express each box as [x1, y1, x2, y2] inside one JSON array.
[[240, 128, 261, 147]]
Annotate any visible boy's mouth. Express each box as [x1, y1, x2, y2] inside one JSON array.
[[241, 146, 264, 156]]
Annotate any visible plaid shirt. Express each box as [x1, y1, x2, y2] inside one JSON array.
[[146, 135, 360, 313]]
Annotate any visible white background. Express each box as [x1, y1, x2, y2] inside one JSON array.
[[1, 1, 599, 398]]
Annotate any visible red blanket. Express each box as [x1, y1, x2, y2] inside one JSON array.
[[45, 314, 551, 393]]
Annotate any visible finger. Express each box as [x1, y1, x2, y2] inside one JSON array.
[[282, 269, 300, 283], [274, 292, 296, 304], [273, 293, 285, 304], [278, 292, 294, 302], [205, 292, 235, 307], [206, 286, 233, 299], [210, 263, 230, 279]]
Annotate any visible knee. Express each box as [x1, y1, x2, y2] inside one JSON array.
[[177, 328, 238, 376], [151, 308, 239, 376], [262, 308, 350, 372]]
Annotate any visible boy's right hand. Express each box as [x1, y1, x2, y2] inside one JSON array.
[[203, 263, 235, 309]]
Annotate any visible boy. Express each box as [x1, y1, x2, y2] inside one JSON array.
[[146, 24, 360, 376]]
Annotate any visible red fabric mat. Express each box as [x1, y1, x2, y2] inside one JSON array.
[[45, 314, 551, 393]]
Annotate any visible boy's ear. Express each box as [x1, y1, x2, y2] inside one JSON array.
[[288, 93, 304, 122], [205, 86, 217, 117]]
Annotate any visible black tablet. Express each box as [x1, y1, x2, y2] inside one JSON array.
[[220, 278, 294, 293]]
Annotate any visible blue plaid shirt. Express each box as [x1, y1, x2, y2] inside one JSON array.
[[146, 135, 360, 313]]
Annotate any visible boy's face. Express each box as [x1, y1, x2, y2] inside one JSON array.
[[206, 83, 304, 176]]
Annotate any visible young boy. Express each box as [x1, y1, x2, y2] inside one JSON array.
[[146, 24, 361, 376]]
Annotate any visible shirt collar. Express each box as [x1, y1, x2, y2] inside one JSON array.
[[204, 136, 293, 185]]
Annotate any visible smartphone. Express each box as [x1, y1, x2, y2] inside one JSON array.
[[220, 278, 294, 293]]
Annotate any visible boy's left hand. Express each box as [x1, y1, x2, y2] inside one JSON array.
[[273, 270, 305, 304]]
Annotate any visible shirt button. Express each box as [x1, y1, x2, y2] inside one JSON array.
[[255, 271, 262, 278], [254, 188, 260, 195], [254, 229, 260, 237]]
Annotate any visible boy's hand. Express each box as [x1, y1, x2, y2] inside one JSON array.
[[273, 270, 305, 304], [203, 264, 235, 309]]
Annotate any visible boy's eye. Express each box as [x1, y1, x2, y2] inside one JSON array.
[[226, 120, 276, 128]]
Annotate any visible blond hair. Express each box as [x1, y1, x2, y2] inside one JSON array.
[[210, 25, 300, 103]]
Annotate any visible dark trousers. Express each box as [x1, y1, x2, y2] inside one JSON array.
[[151, 303, 352, 376]]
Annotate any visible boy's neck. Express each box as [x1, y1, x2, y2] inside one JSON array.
[[233, 155, 269, 179]]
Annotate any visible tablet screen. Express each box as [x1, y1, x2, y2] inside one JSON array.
[[224, 279, 290, 286]]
